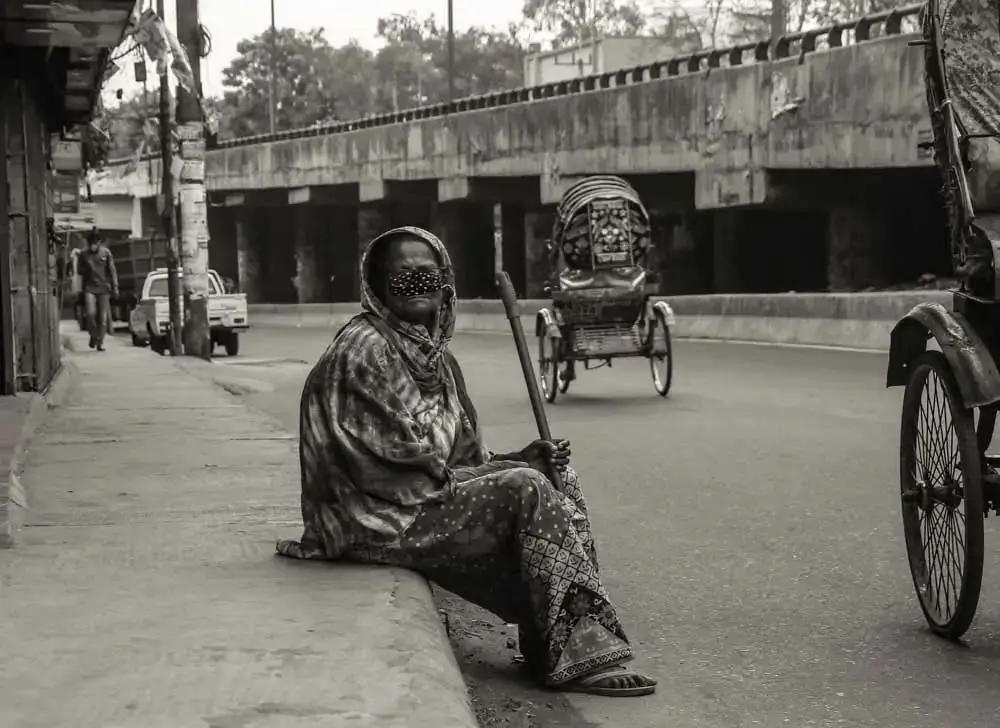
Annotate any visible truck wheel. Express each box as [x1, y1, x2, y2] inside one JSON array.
[[224, 333, 240, 357], [148, 325, 167, 356]]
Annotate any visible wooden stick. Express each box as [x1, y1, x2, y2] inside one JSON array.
[[495, 271, 562, 489]]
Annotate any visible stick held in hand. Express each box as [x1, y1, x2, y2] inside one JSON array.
[[495, 271, 562, 489]]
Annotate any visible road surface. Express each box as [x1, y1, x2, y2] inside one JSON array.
[[171, 326, 1000, 727]]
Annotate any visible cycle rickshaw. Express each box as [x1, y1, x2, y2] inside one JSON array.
[[888, 0, 1000, 638], [534, 175, 676, 403]]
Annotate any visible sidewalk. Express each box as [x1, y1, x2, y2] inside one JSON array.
[[0, 326, 477, 728]]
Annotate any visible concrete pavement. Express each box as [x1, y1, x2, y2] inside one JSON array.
[[210, 325, 1000, 727], [0, 326, 477, 728]]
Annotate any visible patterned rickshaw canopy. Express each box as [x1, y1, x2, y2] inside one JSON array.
[[937, 0, 1000, 138], [552, 176, 653, 271]]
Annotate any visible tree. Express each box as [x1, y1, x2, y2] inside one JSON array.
[[803, 0, 904, 27], [212, 16, 524, 133], [219, 27, 340, 137], [521, 0, 648, 48], [646, 8, 705, 49], [328, 41, 381, 119], [373, 13, 524, 111], [725, 0, 907, 45]]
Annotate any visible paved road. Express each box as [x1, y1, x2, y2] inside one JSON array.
[[182, 326, 1000, 727]]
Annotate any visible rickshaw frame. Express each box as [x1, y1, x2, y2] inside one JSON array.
[[533, 176, 676, 403], [886, 0, 1000, 639]]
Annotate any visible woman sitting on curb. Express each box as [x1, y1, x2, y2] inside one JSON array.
[[276, 226, 656, 697]]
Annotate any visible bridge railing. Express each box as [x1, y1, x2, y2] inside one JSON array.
[[106, 3, 923, 165]]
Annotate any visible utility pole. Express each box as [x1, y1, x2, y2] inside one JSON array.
[[157, 0, 182, 356], [770, 0, 787, 56], [446, 0, 455, 104], [175, 0, 212, 359], [268, 0, 277, 133], [590, 0, 599, 74]]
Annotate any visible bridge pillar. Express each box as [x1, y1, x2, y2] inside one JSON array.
[[235, 207, 262, 303], [357, 204, 387, 297], [324, 205, 359, 302], [525, 207, 556, 298], [712, 209, 744, 293], [501, 203, 527, 296], [827, 205, 889, 291], [292, 205, 325, 303], [206, 204, 238, 288], [654, 211, 709, 295], [431, 201, 494, 299]]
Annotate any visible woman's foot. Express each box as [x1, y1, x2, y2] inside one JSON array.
[[561, 665, 657, 697]]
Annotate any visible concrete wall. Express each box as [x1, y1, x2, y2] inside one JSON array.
[[89, 29, 930, 214], [247, 290, 956, 352], [196, 33, 929, 211]]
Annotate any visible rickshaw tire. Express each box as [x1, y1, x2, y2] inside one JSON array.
[[538, 333, 559, 404], [649, 308, 673, 397], [559, 362, 572, 393], [900, 350, 984, 641]]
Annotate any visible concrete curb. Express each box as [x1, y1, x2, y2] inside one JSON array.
[[246, 291, 952, 352], [0, 354, 79, 549]]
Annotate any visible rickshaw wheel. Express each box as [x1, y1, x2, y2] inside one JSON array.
[[648, 308, 673, 397], [558, 361, 572, 394], [538, 333, 560, 404], [900, 351, 984, 640]]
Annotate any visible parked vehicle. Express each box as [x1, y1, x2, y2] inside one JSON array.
[[129, 268, 249, 356]]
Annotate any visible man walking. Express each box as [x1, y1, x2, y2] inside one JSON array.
[[78, 229, 118, 352]]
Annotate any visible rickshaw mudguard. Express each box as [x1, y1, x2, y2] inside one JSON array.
[[886, 302, 1000, 408], [649, 299, 676, 328], [535, 307, 563, 339]]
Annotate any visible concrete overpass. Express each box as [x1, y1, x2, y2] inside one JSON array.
[[90, 4, 948, 305]]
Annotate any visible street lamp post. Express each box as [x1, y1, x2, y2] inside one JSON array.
[[447, 0, 455, 104], [268, 0, 277, 133]]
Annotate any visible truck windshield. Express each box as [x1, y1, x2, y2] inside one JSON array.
[[147, 275, 221, 298]]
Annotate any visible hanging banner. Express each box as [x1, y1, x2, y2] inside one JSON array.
[[133, 9, 169, 70]]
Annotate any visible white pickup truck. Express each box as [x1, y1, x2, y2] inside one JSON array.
[[129, 268, 249, 355]]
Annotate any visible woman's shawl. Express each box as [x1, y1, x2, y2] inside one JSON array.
[[276, 227, 492, 560]]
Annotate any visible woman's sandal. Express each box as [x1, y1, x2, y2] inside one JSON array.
[[563, 665, 657, 697]]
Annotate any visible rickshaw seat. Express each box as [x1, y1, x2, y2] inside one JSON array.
[[553, 266, 647, 298]]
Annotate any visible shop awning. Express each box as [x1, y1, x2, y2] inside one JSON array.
[[0, 1, 138, 125]]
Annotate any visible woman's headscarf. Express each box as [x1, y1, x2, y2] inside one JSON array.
[[359, 226, 457, 395]]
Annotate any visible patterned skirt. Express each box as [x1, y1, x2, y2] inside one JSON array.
[[348, 463, 634, 685]]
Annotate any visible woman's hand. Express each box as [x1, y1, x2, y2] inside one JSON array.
[[519, 439, 571, 473]]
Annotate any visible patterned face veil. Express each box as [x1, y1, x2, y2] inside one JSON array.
[[551, 175, 652, 271], [386, 268, 447, 298]]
